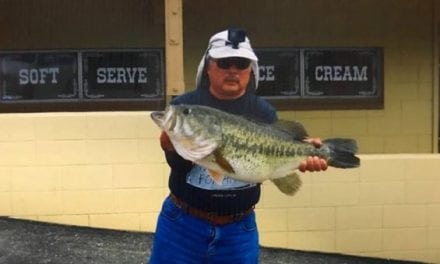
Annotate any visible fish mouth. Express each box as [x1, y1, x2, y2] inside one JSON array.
[[150, 111, 165, 128]]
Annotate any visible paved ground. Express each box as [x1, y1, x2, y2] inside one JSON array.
[[0, 217, 422, 264]]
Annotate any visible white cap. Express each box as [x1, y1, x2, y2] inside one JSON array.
[[196, 28, 260, 89], [207, 30, 258, 61]]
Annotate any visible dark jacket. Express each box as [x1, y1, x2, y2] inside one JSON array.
[[165, 71, 277, 215]]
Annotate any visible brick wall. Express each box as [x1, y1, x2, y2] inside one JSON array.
[[258, 155, 440, 263], [0, 112, 169, 231]]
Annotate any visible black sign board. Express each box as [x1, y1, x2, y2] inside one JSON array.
[[255, 48, 300, 97], [0, 47, 381, 112], [82, 50, 163, 99], [0, 52, 77, 100], [303, 48, 381, 97]]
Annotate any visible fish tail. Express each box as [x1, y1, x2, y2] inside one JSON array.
[[323, 138, 360, 168]]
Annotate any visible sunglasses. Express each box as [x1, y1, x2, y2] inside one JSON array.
[[214, 57, 251, 70]]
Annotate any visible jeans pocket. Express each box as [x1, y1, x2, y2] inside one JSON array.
[[240, 212, 257, 232], [161, 197, 183, 222]]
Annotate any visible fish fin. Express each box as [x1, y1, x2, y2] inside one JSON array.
[[274, 120, 308, 140], [323, 138, 360, 168], [208, 170, 225, 185], [271, 172, 302, 196], [213, 149, 235, 174]]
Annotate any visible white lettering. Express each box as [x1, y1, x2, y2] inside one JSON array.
[[353, 66, 368, 81], [258, 65, 275, 81], [126, 68, 136, 83], [95, 67, 148, 84], [97, 68, 106, 83], [48, 68, 59, 84], [107, 68, 116, 83], [265, 65, 275, 81], [315, 66, 323, 81], [18, 67, 60, 85], [29, 69, 39, 84], [342, 66, 352, 81], [323, 66, 332, 81], [19, 69, 29, 85], [39, 68, 48, 84], [116, 67, 127, 83], [138, 68, 147, 83], [314, 65, 368, 82], [333, 66, 342, 81]]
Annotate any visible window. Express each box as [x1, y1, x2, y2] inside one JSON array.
[[0, 49, 165, 112], [255, 47, 383, 110]]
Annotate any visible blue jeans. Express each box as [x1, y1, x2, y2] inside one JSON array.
[[149, 196, 259, 264]]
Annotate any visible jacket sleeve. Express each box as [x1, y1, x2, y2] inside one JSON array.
[[255, 97, 278, 124]]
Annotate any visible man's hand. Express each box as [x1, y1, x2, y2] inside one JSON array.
[[298, 138, 328, 172], [160, 131, 175, 151]]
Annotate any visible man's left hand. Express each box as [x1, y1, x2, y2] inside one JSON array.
[[298, 138, 328, 172]]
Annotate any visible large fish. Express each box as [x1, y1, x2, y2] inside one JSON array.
[[151, 104, 360, 196]]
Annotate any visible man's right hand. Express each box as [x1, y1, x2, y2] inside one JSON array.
[[298, 138, 328, 172], [160, 131, 175, 151]]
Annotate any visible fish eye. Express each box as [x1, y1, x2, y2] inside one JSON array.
[[182, 108, 191, 115]]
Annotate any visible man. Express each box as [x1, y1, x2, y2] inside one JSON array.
[[149, 28, 327, 264]]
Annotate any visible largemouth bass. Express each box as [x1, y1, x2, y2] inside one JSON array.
[[151, 104, 360, 196]]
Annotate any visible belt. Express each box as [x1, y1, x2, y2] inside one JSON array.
[[169, 194, 254, 226]]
